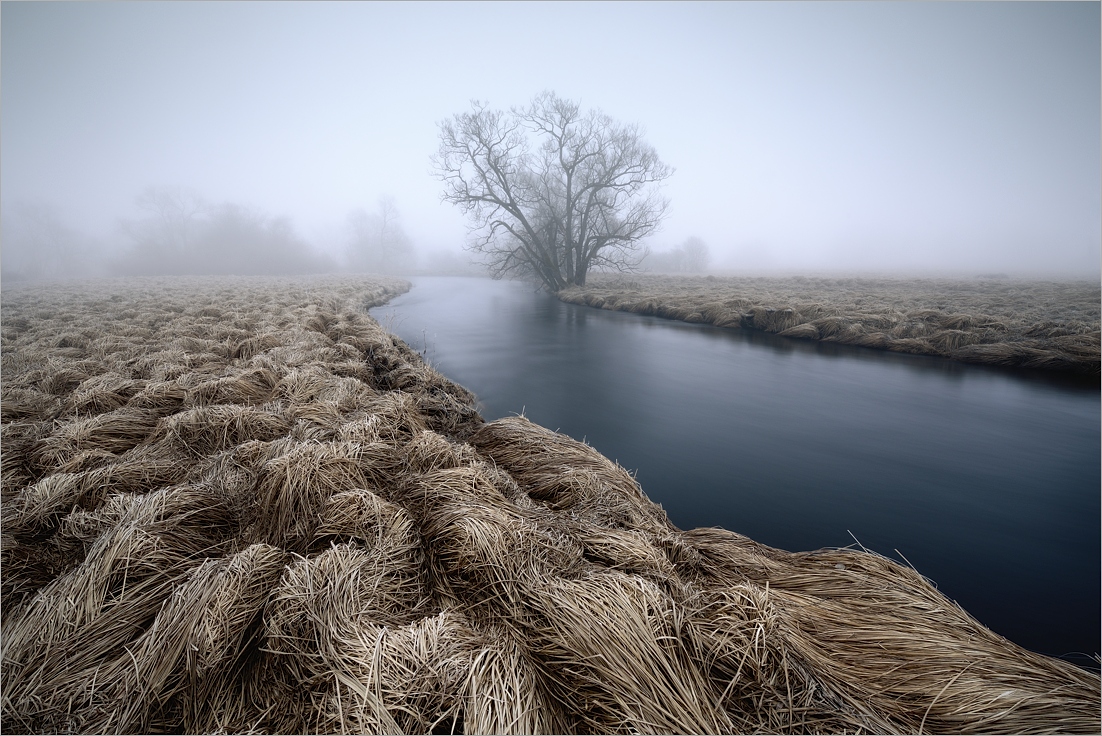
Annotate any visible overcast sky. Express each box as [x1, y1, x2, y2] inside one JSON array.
[[2, 1, 1099, 276]]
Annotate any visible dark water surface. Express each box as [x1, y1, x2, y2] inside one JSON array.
[[372, 276, 1100, 666]]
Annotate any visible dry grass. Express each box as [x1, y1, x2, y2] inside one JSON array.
[[1, 274, 1098, 734], [559, 274, 1101, 374]]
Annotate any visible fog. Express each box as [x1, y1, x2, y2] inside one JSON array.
[[2, 2, 1099, 280]]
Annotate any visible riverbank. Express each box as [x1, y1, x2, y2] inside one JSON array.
[[2, 275, 1098, 734], [558, 273, 1101, 374]]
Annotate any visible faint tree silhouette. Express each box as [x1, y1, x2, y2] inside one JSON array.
[[346, 196, 415, 275]]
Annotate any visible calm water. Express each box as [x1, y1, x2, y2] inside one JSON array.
[[372, 276, 1100, 665]]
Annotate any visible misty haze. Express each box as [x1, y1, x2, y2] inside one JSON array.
[[2, 2, 1099, 734]]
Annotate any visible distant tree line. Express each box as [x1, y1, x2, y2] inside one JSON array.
[[642, 236, 711, 273], [114, 187, 337, 277], [1, 187, 432, 283]]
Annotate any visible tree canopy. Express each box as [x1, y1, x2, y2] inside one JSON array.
[[434, 92, 673, 291]]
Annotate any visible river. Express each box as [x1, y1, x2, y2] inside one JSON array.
[[371, 276, 1100, 666]]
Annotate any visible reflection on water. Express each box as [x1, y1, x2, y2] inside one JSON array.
[[373, 276, 1100, 666]]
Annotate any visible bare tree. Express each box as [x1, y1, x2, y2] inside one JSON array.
[[346, 196, 415, 275], [124, 185, 208, 255], [681, 236, 711, 272], [642, 236, 711, 273], [434, 92, 673, 291]]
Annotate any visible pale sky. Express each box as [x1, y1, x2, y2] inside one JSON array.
[[2, 1, 1099, 276]]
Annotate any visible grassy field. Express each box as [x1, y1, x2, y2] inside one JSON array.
[[2, 275, 1098, 734], [558, 274, 1101, 374]]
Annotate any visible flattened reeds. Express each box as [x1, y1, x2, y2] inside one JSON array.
[[251, 440, 372, 551], [81, 542, 288, 734], [311, 490, 427, 614], [470, 415, 671, 534], [525, 570, 732, 734], [34, 407, 161, 468], [63, 372, 145, 416], [158, 403, 292, 458], [462, 630, 557, 735], [2, 274, 1097, 735], [188, 366, 279, 406]]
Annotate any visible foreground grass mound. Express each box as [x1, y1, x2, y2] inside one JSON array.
[[558, 274, 1101, 374], [2, 275, 1098, 734]]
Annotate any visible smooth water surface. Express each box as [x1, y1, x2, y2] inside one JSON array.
[[372, 276, 1100, 665]]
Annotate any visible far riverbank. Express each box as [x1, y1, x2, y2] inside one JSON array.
[[557, 273, 1101, 374]]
